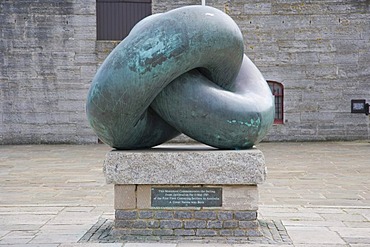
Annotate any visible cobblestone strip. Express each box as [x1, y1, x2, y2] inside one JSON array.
[[80, 218, 292, 244], [79, 218, 115, 243]]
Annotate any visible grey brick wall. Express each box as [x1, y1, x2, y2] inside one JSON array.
[[1, 0, 369, 144]]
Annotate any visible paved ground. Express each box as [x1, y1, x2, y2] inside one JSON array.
[[0, 141, 369, 246]]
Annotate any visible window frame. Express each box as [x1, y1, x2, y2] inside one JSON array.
[[267, 80, 284, 124]]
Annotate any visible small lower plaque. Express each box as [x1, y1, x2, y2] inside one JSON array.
[[151, 187, 222, 207]]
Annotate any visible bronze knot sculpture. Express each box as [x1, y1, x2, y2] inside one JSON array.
[[86, 5, 274, 150]]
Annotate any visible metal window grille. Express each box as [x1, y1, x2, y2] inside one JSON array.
[[267, 81, 284, 124], [96, 0, 152, 41]]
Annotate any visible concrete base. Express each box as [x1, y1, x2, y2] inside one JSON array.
[[103, 144, 267, 238]]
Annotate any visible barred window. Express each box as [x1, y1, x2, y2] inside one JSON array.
[[97, 0, 152, 41], [267, 80, 284, 124]]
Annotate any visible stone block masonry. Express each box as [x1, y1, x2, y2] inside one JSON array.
[[105, 145, 266, 238], [113, 209, 261, 237], [0, 0, 98, 144], [115, 184, 259, 212], [112, 184, 261, 237]]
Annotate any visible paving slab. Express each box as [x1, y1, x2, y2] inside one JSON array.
[[124, 244, 176, 247], [284, 226, 346, 244], [177, 244, 232, 247], [0, 141, 370, 246], [330, 227, 370, 238], [60, 244, 123, 247], [282, 219, 345, 227]]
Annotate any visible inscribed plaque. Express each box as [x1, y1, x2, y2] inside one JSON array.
[[151, 187, 222, 207]]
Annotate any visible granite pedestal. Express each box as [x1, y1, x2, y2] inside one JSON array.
[[103, 144, 267, 238]]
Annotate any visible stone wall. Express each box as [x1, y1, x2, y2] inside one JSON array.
[[0, 0, 97, 144], [153, 0, 370, 141], [1, 0, 369, 144]]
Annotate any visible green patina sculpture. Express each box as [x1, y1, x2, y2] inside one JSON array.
[[86, 5, 274, 150]]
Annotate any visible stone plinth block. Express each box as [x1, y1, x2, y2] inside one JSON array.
[[104, 144, 267, 238], [103, 144, 266, 185]]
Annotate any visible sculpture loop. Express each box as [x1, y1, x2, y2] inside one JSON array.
[[86, 6, 274, 150]]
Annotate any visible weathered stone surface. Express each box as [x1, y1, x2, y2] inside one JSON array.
[[220, 229, 234, 236], [138, 211, 154, 219], [153, 229, 174, 236], [235, 211, 258, 221], [223, 185, 259, 210], [114, 209, 261, 237], [207, 220, 223, 229], [115, 220, 133, 228], [104, 144, 266, 185], [184, 220, 207, 229], [0, 0, 97, 145], [155, 212, 174, 220], [196, 229, 218, 236], [114, 185, 136, 209], [174, 229, 195, 236], [194, 211, 217, 220], [159, 220, 182, 229], [115, 210, 137, 220], [137, 185, 151, 209], [224, 220, 238, 228], [147, 220, 160, 228], [239, 221, 259, 229], [115, 185, 259, 211], [174, 211, 193, 219], [218, 211, 234, 220], [109, 144, 264, 238], [132, 220, 147, 229]]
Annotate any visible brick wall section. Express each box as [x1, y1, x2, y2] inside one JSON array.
[[0, 0, 98, 144], [113, 209, 261, 237], [1, 0, 369, 144], [153, 0, 370, 141]]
